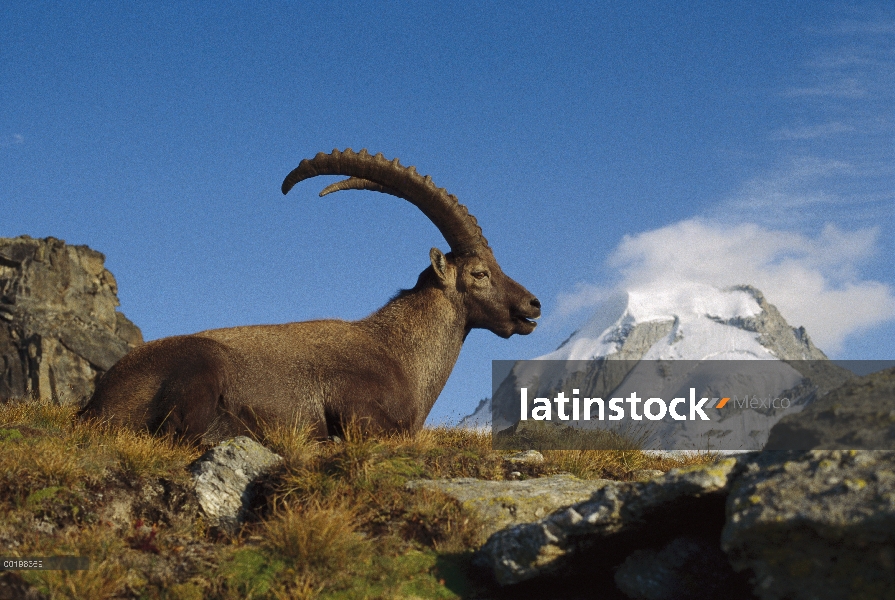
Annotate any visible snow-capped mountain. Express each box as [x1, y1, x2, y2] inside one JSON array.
[[544, 282, 827, 363], [461, 283, 847, 449]]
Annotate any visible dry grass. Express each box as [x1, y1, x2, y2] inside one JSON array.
[[29, 524, 132, 600], [263, 500, 370, 575], [0, 396, 75, 433], [0, 395, 717, 598], [104, 427, 201, 477], [256, 416, 320, 466]]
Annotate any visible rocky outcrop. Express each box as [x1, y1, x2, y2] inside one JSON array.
[[0, 236, 142, 403], [475, 451, 895, 598], [189, 437, 283, 532], [474, 459, 739, 586], [714, 285, 828, 362]]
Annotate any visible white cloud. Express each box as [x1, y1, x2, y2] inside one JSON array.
[[773, 122, 854, 140], [555, 282, 611, 318], [712, 156, 892, 228], [557, 219, 895, 356], [785, 77, 867, 98], [0, 134, 24, 148]]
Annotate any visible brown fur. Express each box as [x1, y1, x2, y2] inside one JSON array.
[[80, 152, 540, 442], [80, 251, 539, 443]]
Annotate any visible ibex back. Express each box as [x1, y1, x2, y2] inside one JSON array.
[[79, 149, 541, 442]]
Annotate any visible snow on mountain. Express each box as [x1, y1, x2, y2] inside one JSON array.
[[461, 282, 841, 450], [544, 281, 831, 364]]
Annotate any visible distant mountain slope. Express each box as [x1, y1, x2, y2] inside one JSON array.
[[462, 283, 847, 450]]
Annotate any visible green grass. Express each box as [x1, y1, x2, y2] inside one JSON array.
[[0, 396, 715, 599]]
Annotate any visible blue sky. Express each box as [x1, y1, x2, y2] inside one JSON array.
[[2, 2, 892, 424]]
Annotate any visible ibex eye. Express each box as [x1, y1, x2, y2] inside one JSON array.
[[472, 271, 488, 280]]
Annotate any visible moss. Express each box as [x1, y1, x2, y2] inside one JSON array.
[[25, 485, 64, 506], [218, 548, 285, 597], [0, 428, 23, 441]]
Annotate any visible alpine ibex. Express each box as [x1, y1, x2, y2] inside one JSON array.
[[79, 149, 541, 442]]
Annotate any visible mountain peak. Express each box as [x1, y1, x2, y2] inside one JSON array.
[[460, 283, 830, 430], [543, 282, 826, 362]]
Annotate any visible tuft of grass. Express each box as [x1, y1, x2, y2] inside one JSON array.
[[401, 487, 485, 552], [263, 500, 371, 576], [0, 397, 75, 431], [541, 448, 717, 480], [259, 418, 319, 466], [19, 441, 85, 486], [22, 523, 132, 600], [103, 427, 201, 478]]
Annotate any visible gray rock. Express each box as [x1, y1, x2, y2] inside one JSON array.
[[722, 449, 895, 600], [504, 449, 545, 464], [189, 436, 282, 531], [630, 469, 665, 481], [406, 474, 613, 538], [475, 458, 739, 586], [0, 236, 142, 403], [765, 366, 895, 450]]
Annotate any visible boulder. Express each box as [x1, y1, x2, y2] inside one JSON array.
[[189, 437, 283, 532], [504, 450, 545, 464], [0, 236, 142, 403], [406, 474, 613, 538]]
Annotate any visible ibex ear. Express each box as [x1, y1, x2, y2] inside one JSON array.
[[430, 248, 448, 282]]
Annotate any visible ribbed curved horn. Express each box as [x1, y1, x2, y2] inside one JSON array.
[[282, 148, 488, 255], [318, 177, 403, 199]]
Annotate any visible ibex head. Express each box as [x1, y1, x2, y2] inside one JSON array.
[[282, 148, 541, 338]]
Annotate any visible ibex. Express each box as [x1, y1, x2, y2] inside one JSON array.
[[79, 149, 541, 442]]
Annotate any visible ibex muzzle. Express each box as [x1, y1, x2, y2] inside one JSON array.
[[79, 149, 540, 442]]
